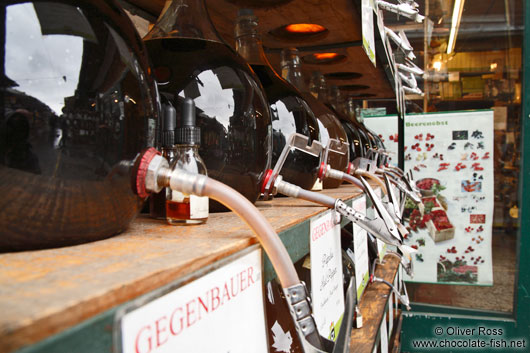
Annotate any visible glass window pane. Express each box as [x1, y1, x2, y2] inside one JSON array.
[[363, 0, 522, 313]]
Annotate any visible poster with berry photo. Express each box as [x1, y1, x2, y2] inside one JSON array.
[[403, 110, 494, 285], [366, 111, 494, 285]]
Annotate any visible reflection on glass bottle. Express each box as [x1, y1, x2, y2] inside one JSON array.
[[0, 0, 159, 251], [144, 0, 272, 211], [280, 49, 349, 189], [1, 109, 42, 174], [234, 10, 320, 191], [326, 84, 365, 161], [166, 98, 208, 225], [343, 96, 388, 166]]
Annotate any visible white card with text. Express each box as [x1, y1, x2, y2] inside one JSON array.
[[310, 210, 345, 341], [352, 196, 370, 301], [120, 249, 267, 353]]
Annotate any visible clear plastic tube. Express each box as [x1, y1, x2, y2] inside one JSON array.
[[161, 166, 300, 288], [341, 173, 365, 190], [356, 170, 388, 195], [295, 187, 337, 208], [202, 178, 300, 288]]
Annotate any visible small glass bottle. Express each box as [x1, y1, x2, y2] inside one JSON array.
[[166, 98, 208, 225], [144, 0, 272, 212], [150, 103, 177, 219]]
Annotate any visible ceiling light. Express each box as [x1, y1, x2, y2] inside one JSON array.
[[285, 23, 326, 34], [447, 0, 465, 54], [314, 53, 338, 60], [301, 53, 346, 65], [269, 23, 328, 41]]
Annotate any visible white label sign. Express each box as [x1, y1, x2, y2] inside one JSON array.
[[169, 192, 209, 219], [190, 195, 208, 219], [362, 0, 376, 66], [351, 196, 370, 301], [310, 210, 345, 341], [120, 249, 267, 353]]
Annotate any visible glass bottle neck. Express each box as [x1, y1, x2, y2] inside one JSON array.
[[235, 35, 271, 66], [328, 86, 345, 114], [144, 0, 221, 42], [280, 48, 309, 93], [310, 72, 329, 103], [344, 101, 356, 121], [281, 63, 309, 93], [235, 16, 271, 67]]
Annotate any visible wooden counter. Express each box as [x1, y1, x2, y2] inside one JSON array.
[[0, 184, 366, 353]]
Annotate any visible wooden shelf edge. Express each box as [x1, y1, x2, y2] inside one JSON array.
[[0, 184, 370, 353], [348, 255, 401, 353], [390, 310, 403, 353]]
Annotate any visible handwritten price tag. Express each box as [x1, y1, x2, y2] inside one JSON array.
[[351, 196, 370, 301], [310, 210, 345, 341]]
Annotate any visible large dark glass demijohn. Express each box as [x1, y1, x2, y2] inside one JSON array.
[[328, 82, 380, 163], [0, 0, 159, 251], [281, 48, 349, 189], [344, 97, 388, 166], [326, 83, 365, 161], [234, 10, 320, 191], [144, 0, 272, 211]]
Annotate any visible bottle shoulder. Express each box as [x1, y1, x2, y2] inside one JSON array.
[[171, 146, 208, 176]]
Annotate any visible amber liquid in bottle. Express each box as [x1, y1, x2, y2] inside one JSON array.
[[165, 97, 208, 226], [166, 198, 208, 225]]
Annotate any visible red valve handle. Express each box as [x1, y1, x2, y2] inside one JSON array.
[[318, 162, 327, 181], [132, 147, 161, 198], [347, 162, 354, 175], [261, 169, 274, 194]]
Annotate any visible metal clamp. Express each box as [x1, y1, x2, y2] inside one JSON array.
[[262, 133, 324, 198], [383, 173, 402, 222], [403, 170, 421, 194], [385, 165, 406, 177], [365, 147, 380, 166], [335, 199, 366, 224], [352, 157, 378, 174], [334, 199, 402, 248], [358, 177, 399, 239], [385, 173, 421, 205], [283, 283, 328, 353], [376, 0, 424, 23]]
